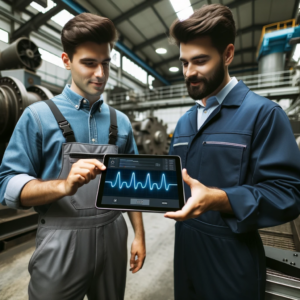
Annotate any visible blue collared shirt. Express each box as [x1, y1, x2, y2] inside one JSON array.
[[0, 85, 138, 210], [196, 77, 238, 130]]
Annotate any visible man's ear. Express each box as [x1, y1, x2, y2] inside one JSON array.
[[224, 44, 235, 66], [62, 52, 71, 70]]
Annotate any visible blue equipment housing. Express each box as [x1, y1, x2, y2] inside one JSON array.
[[257, 25, 300, 60]]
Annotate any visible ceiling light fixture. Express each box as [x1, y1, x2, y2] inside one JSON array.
[[169, 67, 179, 72], [170, 0, 194, 21], [156, 48, 167, 54]]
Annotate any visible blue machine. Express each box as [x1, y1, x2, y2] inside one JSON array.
[[257, 24, 300, 60]]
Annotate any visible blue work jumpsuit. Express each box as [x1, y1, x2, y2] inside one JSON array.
[[169, 81, 300, 300]]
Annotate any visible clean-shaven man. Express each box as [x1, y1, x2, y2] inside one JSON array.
[[0, 13, 145, 300]]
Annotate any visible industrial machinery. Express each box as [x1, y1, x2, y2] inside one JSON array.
[[0, 37, 53, 157], [109, 87, 170, 155], [0, 77, 53, 143], [132, 117, 169, 155], [257, 19, 300, 75], [255, 21, 300, 296], [0, 37, 42, 71], [0, 38, 53, 252]]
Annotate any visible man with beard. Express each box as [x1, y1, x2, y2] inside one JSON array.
[[164, 4, 300, 300]]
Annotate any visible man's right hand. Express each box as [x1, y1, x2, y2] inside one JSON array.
[[63, 159, 106, 196], [20, 159, 106, 207]]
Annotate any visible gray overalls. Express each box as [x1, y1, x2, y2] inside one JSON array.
[[28, 100, 128, 300]]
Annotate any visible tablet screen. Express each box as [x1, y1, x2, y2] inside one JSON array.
[[96, 155, 185, 212]]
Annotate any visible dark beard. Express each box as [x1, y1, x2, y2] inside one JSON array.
[[185, 59, 225, 100]]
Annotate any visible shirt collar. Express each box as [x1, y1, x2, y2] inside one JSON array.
[[62, 84, 104, 112], [195, 77, 238, 107]]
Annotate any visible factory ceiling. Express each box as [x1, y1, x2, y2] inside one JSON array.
[[1, 0, 300, 83], [77, 0, 300, 80]]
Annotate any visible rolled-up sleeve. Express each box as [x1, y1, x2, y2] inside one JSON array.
[[4, 174, 36, 209], [221, 107, 300, 233], [0, 107, 42, 209]]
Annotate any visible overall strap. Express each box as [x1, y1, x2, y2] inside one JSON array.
[[108, 106, 118, 145], [44, 100, 76, 143]]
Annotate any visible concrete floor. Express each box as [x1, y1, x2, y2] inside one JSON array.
[[0, 213, 175, 300]]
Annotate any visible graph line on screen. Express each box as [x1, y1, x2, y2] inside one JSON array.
[[105, 172, 177, 191]]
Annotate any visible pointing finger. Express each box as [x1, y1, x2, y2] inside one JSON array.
[[77, 159, 106, 171]]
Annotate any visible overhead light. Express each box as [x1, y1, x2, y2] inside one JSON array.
[[170, 0, 194, 21], [156, 48, 167, 54], [169, 67, 179, 72], [177, 6, 194, 21]]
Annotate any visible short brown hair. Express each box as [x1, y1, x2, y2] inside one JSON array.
[[61, 13, 118, 60], [170, 4, 236, 54]]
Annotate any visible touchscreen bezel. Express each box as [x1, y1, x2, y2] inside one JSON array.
[[95, 154, 185, 213]]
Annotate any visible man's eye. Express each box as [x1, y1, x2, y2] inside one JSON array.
[[182, 62, 188, 67], [84, 62, 94, 66]]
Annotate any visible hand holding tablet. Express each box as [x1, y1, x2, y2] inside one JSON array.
[[96, 154, 186, 213]]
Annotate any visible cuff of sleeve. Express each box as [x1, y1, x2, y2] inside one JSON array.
[[4, 174, 36, 210], [220, 186, 257, 233]]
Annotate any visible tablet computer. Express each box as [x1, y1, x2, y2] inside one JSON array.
[[95, 154, 185, 212]]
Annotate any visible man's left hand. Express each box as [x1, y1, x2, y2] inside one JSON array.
[[130, 237, 146, 273], [164, 168, 232, 221]]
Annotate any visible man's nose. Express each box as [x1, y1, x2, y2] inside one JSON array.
[[95, 64, 105, 78], [185, 64, 197, 78]]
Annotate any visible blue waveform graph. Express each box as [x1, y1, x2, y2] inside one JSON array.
[[105, 172, 177, 191], [103, 169, 179, 199]]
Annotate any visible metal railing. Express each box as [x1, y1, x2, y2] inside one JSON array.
[[109, 70, 295, 105], [37, 69, 68, 87]]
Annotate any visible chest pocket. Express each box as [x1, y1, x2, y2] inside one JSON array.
[[116, 134, 128, 153], [68, 153, 105, 210], [171, 136, 190, 167], [199, 141, 246, 188]]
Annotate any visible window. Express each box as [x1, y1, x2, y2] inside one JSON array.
[[111, 49, 121, 67], [293, 44, 300, 62], [39, 48, 64, 68], [148, 75, 155, 89], [0, 29, 9, 43], [122, 56, 147, 84], [30, 1, 74, 27], [51, 10, 74, 27], [169, 0, 193, 21], [30, 0, 56, 13]]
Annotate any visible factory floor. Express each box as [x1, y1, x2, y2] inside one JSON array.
[[0, 213, 175, 300]]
